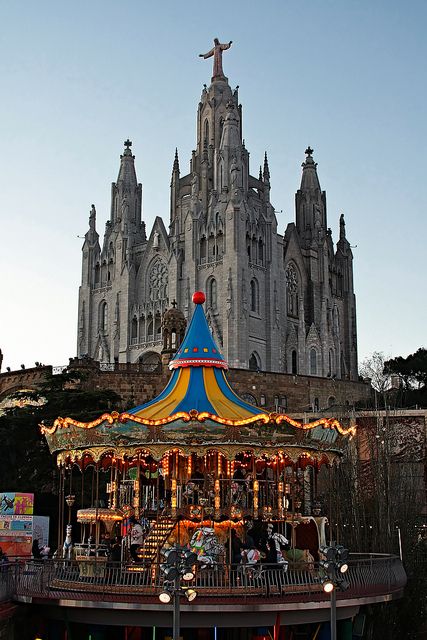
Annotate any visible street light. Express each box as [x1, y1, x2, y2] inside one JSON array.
[[159, 546, 198, 640], [319, 544, 350, 640]]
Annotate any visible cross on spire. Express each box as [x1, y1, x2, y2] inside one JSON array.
[[305, 146, 314, 157], [124, 139, 132, 149]]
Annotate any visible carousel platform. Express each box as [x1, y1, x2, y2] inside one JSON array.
[[7, 553, 406, 628]]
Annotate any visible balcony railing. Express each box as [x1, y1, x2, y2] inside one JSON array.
[[3, 554, 406, 605]]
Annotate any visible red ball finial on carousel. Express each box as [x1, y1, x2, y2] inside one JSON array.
[[192, 291, 206, 305]]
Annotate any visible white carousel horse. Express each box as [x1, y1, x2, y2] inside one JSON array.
[[63, 524, 73, 559], [269, 531, 289, 566]]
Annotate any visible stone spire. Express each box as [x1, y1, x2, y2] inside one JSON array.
[[116, 139, 137, 187], [172, 148, 180, 175], [110, 139, 142, 229], [295, 147, 327, 245], [300, 147, 321, 192], [170, 148, 180, 222], [263, 152, 270, 183]]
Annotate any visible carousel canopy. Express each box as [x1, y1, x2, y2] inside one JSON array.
[[128, 292, 261, 421]]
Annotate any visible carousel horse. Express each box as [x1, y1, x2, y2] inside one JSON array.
[[63, 524, 73, 559], [267, 525, 289, 566], [190, 527, 225, 567]]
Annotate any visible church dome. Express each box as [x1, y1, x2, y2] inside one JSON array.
[[162, 304, 186, 328]]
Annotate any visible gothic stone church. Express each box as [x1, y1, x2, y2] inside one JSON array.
[[77, 46, 358, 381]]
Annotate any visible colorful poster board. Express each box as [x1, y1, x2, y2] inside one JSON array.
[[0, 515, 32, 557], [0, 493, 47, 557], [0, 492, 34, 515]]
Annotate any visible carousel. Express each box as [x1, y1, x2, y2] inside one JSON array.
[[41, 291, 355, 568]]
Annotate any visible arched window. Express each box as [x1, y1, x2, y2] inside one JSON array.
[[139, 351, 161, 372], [328, 349, 334, 377], [217, 231, 224, 256], [250, 279, 259, 313], [258, 239, 264, 265], [285, 263, 299, 317], [147, 317, 154, 339], [155, 312, 162, 336], [148, 259, 168, 302], [95, 263, 100, 285], [291, 350, 298, 375], [241, 393, 257, 406], [200, 236, 207, 262], [280, 396, 288, 411], [204, 119, 209, 145], [99, 301, 108, 332], [249, 352, 260, 371], [131, 317, 138, 343], [207, 278, 217, 309], [328, 396, 336, 408], [139, 315, 146, 342], [310, 348, 317, 375], [313, 397, 320, 412]]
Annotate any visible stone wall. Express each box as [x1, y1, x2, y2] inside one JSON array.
[[0, 358, 370, 413], [228, 368, 370, 413], [0, 365, 53, 399]]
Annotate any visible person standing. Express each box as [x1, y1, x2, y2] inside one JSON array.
[[129, 516, 144, 562]]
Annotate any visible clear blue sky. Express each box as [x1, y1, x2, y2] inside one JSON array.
[[0, 0, 425, 371]]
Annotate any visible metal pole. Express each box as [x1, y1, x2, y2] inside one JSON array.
[[330, 587, 337, 640], [397, 527, 403, 561], [173, 581, 180, 640]]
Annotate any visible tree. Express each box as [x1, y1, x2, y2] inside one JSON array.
[[0, 370, 121, 502], [359, 351, 392, 408], [384, 348, 427, 389]]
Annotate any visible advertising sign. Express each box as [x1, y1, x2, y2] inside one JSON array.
[[0, 493, 34, 515]]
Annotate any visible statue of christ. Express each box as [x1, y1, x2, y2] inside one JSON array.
[[199, 38, 232, 79]]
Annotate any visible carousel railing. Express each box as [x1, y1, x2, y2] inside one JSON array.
[[5, 554, 406, 603]]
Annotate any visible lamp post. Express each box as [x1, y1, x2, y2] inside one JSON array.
[[320, 543, 350, 640], [65, 494, 76, 524], [159, 546, 198, 640]]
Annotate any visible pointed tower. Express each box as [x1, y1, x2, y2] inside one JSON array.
[[109, 140, 143, 235], [334, 214, 358, 380], [77, 141, 147, 363], [295, 147, 327, 247], [77, 204, 101, 356], [170, 148, 180, 226], [168, 40, 280, 372]]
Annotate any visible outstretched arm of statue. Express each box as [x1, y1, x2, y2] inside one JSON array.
[[221, 41, 233, 50], [199, 48, 214, 59]]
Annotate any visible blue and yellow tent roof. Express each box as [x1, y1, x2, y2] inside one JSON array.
[[127, 291, 265, 423]]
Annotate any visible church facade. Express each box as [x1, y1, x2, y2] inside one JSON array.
[[77, 45, 358, 380]]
